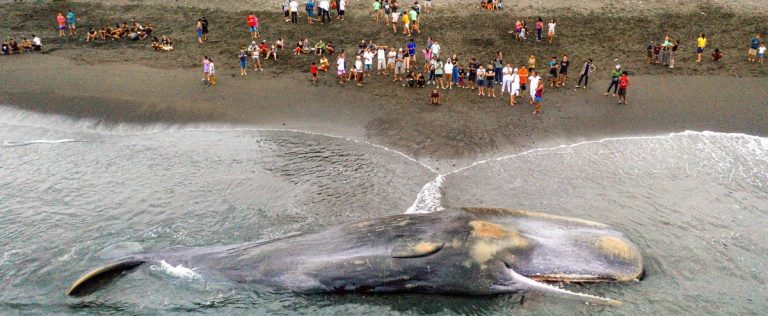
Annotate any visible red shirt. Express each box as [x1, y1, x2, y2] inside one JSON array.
[[310, 65, 318, 74], [247, 15, 256, 27], [57, 15, 66, 25], [260, 43, 268, 52], [619, 75, 629, 88]]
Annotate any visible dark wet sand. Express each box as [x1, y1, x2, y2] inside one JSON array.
[[1, 55, 765, 171]]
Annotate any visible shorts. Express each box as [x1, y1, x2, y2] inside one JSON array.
[[468, 73, 477, 81], [486, 79, 493, 88], [337, 69, 346, 76], [559, 69, 568, 75], [748, 48, 757, 56], [312, 73, 317, 78], [68, 23, 76, 29], [696, 47, 703, 54], [759, 53, 765, 58], [308, 11, 315, 17], [534, 96, 541, 102], [339, 10, 345, 16], [395, 63, 404, 74], [476, 79, 484, 86], [58, 25, 66, 30], [435, 73, 443, 78], [284, 10, 289, 17], [249, 26, 258, 32], [240, 60, 247, 68], [365, 64, 372, 71], [520, 83, 526, 91], [387, 58, 395, 66], [197, 30, 203, 37], [549, 69, 557, 77], [618, 88, 627, 96]]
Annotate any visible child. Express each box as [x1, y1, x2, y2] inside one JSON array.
[[319, 55, 330, 71], [429, 89, 440, 105], [202, 56, 210, 82], [311, 61, 318, 84], [532, 77, 543, 114], [618, 71, 629, 104], [239, 49, 248, 76], [758, 43, 766, 64], [711, 48, 723, 61], [208, 59, 217, 86]]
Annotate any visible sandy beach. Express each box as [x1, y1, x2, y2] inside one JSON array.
[[1, 0, 767, 169]]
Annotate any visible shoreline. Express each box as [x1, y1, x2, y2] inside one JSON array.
[[2, 55, 766, 171]]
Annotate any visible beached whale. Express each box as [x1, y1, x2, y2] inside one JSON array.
[[67, 207, 643, 304]]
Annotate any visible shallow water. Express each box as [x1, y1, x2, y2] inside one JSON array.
[[1, 108, 766, 314]]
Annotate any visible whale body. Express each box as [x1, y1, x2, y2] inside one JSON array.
[[67, 207, 643, 304]]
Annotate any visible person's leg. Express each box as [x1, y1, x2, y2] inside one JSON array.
[[584, 75, 589, 87]]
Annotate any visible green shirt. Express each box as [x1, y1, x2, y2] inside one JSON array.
[[373, 1, 380, 10], [611, 69, 621, 79], [409, 10, 418, 22]]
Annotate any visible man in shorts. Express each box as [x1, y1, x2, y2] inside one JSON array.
[[617, 71, 629, 105], [376, 45, 387, 76], [66, 10, 77, 36], [696, 33, 707, 63], [247, 14, 260, 39], [748, 33, 760, 62]]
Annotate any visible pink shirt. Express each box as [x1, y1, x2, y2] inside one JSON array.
[[203, 59, 210, 72], [57, 15, 66, 26]]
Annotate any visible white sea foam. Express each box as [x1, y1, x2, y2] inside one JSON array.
[[150, 260, 201, 280], [403, 131, 768, 214], [2, 139, 81, 147]]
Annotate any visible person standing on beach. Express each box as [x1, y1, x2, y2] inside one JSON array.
[[574, 59, 595, 89], [510, 67, 520, 105], [409, 7, 421, 34], [501, 63, 513, 95], [758, 43, 766, 64], [202, 56, 210, 82], [195, 19, 204, 44], [493, 52, 504, 84], [518, 66, 528, 96], [547, 19, 556, 43], [444, 58, 454, 89], [467, 57, 477, 90], [669, 40, 679, 68], [311, 61, 318, 84], [535, 17, 544, 42], [696, 33, 707, 63], [604, 65, 621, 97], [306, 0, 316, 24], [289, 0, 300, 24], [748, 33, 760, 62], [247, 13, 260, 39], [56, 13, 66, 38], [66, 10, 77, 36], [557, 55, 569, 87], [617, 71, 629, 104], [547, 56, 557, 87], [337, 0, 347, 21], [201, 17, 209, 42], [239, 49, 248, 76], [319, 0, 331, 23], [528, 70, 540, 104], [532, 72, 543, 114], [248, 42, 264, 71], [208, 58, 217, 86]]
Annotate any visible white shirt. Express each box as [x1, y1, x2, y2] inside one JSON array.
[[377, 48, 386, 60], [431, 43, 440, 56], [511, 74, 520, 86], [387, 51, 396, 59], [337, 58, 345, 71], [319, 0, 329, 10], [364, 52, 374, 64], [529, 76, 539, 91], [355, 59, 363, 71], [548, 22, 556, 33], [444, 62, 453, 74], [502, 66, 513, 79], [339, 0, 345, 10], [32, 37, 41, 46], [208, 63, 216, 74], [289, 1, 299, 12], [760, 46, 767, 54]]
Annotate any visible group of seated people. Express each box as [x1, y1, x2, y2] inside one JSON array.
[[1, 35, 42, 55], [249, 39, 284, 60], [404, 71, 426, 88], [479, 0, 503, 10], [86, 22, 154, 42], [292, 38, 337, 56], [151, 36, 174, 51]]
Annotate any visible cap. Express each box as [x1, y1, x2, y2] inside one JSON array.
[[615, 65, 621, 69]]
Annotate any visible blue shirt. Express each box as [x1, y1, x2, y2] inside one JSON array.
[[66, 12, 75, 24], [751, 37, 760, 49], [406, 42, 416, 55], [306, 1, 315, 12]]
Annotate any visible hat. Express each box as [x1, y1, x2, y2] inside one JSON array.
[[615, 64, 621, 69]]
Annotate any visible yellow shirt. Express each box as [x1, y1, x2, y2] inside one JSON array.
[[697, 37, 707, 48], [402, 14, 409, 24]]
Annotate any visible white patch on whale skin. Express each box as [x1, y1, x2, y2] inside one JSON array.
[[150, 260, 202, 280]]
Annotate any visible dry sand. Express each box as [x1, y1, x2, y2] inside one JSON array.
[[1, 1, 766, 169]]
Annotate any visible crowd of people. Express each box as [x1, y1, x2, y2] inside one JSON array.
[[85, 22, 155, 42], [1, 35, 42, 55]]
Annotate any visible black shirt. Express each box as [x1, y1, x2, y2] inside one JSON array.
[[559, 60, 569, 74]]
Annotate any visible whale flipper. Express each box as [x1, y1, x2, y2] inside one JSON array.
[[67, 259, 146, 297]]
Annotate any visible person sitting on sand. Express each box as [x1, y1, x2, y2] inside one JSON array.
[[415, 72, 426, 87], [275, 37, 285, 50], [160, 36, 174, 51], [294, 39, 305, 55], [314, 40, 326, 55], [99, 27, 109, 40], [319, 55, 330, 71], [1, 41, 9, 55], [8, 38, 20, 54], [86, 28, 97, 42], [151, 37, 161, 50], [139, 24, 153, 40], [405, 71, 416, 87], [32, 35, 42, 51], [259, 40, 269, 56], [20, 37, 32, 53], [429, 89, 441, 105], [326, 41, 335, 55], [711, 48, 723, 61], [266, 44, 278, 60]]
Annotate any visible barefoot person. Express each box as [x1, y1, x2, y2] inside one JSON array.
[[311, 61, 318, 84], [557, 55, 569, 86], [208, 58, 217, 86], [56, 13, 66, 37], [533, 75, 543, 114], [748, 33, 761, 62], [429, 88, 440, 105], [547, 19, 556, 43], [202, 56, 210, 82], [66, 10, 77, 36], [696, 33, 707, 63]]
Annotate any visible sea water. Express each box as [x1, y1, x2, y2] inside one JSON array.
[[0, 108, 765, 314]]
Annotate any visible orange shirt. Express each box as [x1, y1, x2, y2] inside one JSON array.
[[57, 15, 66, 25], [518, 68, 528, 83]]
